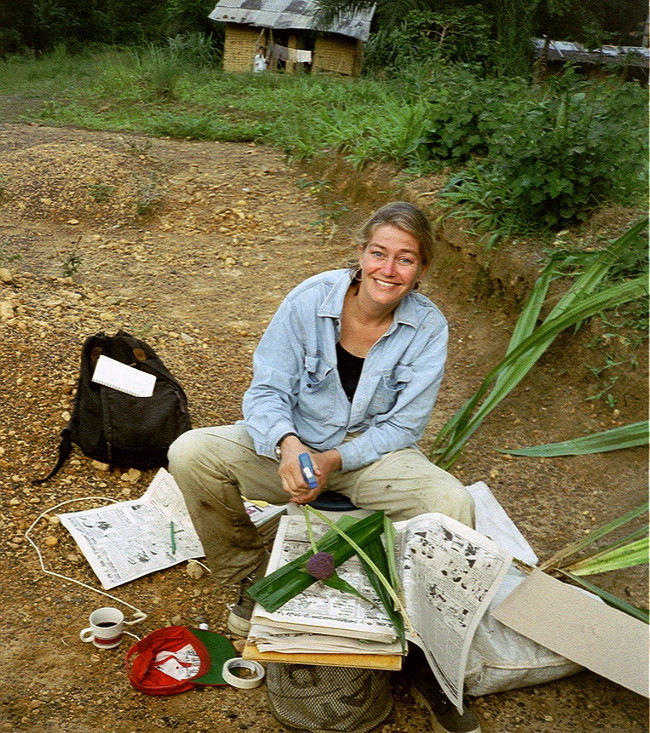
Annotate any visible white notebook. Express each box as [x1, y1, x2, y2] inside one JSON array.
[[91, 354, 156, 397]]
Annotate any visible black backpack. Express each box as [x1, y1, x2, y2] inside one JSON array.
[[34, 330, 192, 483]]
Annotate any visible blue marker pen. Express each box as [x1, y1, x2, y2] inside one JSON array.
[[299, 453, 318, 490]]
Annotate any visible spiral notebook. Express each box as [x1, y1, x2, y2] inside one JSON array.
[[91, 354, 156, 397]]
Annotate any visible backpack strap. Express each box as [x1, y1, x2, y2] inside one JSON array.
[[32, 429, 73, 484]]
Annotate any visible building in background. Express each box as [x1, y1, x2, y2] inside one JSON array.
[[209, 0, 375, 76]]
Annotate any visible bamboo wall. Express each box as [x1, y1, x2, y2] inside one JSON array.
[[313, 36, 362, 77], [222, 23, 363, 77], [222, 24, 263, 72]]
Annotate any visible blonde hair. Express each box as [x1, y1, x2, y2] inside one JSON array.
[[356, 201, 434, 266]]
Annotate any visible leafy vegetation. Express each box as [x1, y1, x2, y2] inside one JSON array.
[[497, 421, 649, 457], [439, 71, 647, 232], [534, 502, 649, 623], [1, 42, 646, 237], [429, 219, 649, 469]]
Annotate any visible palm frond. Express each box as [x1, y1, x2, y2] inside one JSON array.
[[563, 537, 649, 576], [431, 275, 648, 468], [497, 421, 649, 457], [430, 218, 648, 468], [539, 502, 649, 572]]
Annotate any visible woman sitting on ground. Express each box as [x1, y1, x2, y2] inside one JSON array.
[[168, 200, 480, 733]]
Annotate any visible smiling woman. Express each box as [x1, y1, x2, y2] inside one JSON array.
[[168, 199, 482, 733], [343, 224, 428, 354]]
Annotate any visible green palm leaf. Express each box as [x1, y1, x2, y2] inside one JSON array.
[[563, 537, 649, 576], [248, 511, 385, 612], [432, 275, 648, 468], [541, 504, 649, 623], [323, 571, 382, 610], [497, 421, 649, 457], [430, 218, 648, 468], [539, 502, 648, 572]]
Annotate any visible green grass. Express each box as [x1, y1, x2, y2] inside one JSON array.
[[0, 44, 647, 238]]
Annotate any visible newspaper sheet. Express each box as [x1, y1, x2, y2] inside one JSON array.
[[58, 468, 204, 589], [249, 512, 511, 710], [58, 468, 287, 589], [250, 515, 399, 645], [397, 513, 511, 710]]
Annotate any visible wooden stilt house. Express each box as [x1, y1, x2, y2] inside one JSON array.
[[208, 0, 375, 76]]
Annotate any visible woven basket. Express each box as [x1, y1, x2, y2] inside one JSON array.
[[266, 663, 392, 733]]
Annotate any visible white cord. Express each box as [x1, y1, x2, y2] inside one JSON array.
[[24, 496, 148, 624], [191, 559, 212, 573]]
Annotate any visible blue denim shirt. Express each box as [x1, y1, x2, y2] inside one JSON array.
[[242, 268, 448, 472]]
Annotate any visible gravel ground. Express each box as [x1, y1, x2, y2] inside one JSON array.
[[0, 123, 647, 733]]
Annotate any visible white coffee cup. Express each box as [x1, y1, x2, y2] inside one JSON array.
[[79, 607, 129, 649]]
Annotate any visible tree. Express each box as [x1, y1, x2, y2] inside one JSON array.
[[314, 0, 648, 76]]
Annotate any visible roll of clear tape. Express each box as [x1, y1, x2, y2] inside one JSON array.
[[222, 658, 265, 689]]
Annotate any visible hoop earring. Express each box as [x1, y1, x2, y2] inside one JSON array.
[[354, 267, 363, 283]]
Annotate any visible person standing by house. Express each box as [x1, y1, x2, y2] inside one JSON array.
[[168, 200, 481, 733], [254, 45, 267, 72]]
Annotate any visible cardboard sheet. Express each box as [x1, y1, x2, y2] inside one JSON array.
[[243, 642, 403, 671], [492, 569, 649, 697]]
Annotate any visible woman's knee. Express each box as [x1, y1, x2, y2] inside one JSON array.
[[429, 481, 475, 527], [168, 428, 204, 471], [406, 476, 475, 527], [167, 427, 229, 481]]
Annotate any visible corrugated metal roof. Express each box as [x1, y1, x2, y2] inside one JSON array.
[[532, 38, 649, 68], [209, 0, 375, 42]]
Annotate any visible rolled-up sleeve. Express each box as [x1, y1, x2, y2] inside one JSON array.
[[242, 298, 305, 457]]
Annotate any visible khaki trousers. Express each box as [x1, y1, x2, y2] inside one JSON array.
[[167, 424, 475, 585]]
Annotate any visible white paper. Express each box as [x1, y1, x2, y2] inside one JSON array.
[[92, 354, 156, 397], [244, 499, 288, 527], [248, 624, 403, 655], [59, 469, 203, 588], [396, 513, 511, 710], [58, 470, 288, 589], [249, 511, 511, 709]]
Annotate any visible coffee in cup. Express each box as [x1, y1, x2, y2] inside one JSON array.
[[80, 607, 125, 649]]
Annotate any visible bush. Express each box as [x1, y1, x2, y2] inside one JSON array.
[[440, 74, 648, 232], [423, 71, 529, 163], [363, 6, 495, 74]]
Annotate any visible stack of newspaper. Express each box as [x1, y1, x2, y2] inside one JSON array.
[[244, 498, 287, 543], [247, 511, 512, 710], [249, 515, 403, 656]]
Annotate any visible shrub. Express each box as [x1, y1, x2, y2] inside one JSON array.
[[423, 71, 529, 163], [440, 75, 648, 232], [363, 6, 495, 74]]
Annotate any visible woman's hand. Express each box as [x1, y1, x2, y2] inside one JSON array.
[[277, 437, 341, 504]]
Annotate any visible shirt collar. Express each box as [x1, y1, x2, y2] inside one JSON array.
[[317, 269, 420, 328]]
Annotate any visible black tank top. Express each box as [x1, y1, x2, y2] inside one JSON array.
[[336, 342, 364, 402]]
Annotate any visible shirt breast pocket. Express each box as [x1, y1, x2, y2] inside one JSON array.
[[368, 364, 413, 415], [299, 354, 336, 420]]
